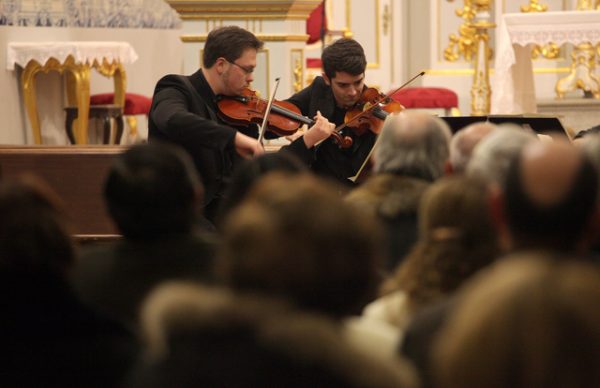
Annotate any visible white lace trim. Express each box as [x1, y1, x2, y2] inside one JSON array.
[[503, 11, 600, 47], [7, 41, 138, 70]]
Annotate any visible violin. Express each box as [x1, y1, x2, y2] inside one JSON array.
[[216, 88, 354, 146], [331, 71, 426, 148], [332, 87, 405, 148]]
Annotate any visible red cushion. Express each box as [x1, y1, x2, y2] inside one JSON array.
[[306, 58, 322, 69], [389, 87, 458, 109], [90, 93, 152, 115]]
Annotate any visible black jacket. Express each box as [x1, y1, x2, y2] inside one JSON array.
[[149, 70, 312, 217], [287, 76, 377, 186]]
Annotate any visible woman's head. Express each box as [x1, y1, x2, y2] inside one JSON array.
[[387, 175, 498, 311], [0, 176, 74, 275]]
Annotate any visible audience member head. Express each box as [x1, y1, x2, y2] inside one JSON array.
[[219, 174, 383, 318], [202, 25, 264, 69], [104, 142, 203, 242], [133, 283, 418, 388], [384, 175, 499, 312], [321, 38, 367, 79], [434, 255, 600, 388], [573, 123, 600, 145], [0, 176, 74, 275], [449, 121, 497, 173], [216, 151, 307, 226], [496, 140, 598, 253], [374, 111, 452, 181], [466, 124, 538, 188]]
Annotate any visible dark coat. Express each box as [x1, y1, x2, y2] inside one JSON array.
[[71, 232, 216, 331], [148, 69, 239, 212], [0, 271, 137, 388], [149, 69, 313, 219], [287, 76, 377, 186]]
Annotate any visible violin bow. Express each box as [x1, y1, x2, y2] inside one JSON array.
[[257, 77, 281, 145], [349, 70, 426, 183]]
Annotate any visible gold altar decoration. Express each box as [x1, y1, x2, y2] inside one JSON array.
[[469, 0, 495, 115], [520, 0, 548, 12], [444, 0, 478, 62], [168, 0, 322, 20], [22, 56, 126, 145], [520, 1, 559, 60], [555, 0, 600, 99]]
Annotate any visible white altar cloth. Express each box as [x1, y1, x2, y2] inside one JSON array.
[[7, 41, 138, 70], [0, 26, 183, 145], [491, 10, 600, 114]]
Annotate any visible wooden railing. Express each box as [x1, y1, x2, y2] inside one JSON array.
[[0, 145, 127, 240]]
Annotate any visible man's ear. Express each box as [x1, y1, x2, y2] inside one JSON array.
[[322, 73, 331, 86], [215, 57, 227, 75]]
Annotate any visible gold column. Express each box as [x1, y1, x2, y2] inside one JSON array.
[[555, 0, 600, 99], [469, 0, 495, 115]]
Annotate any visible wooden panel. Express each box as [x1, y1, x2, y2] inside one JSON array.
[[0, 146, 127, 237]]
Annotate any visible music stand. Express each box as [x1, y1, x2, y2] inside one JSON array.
[[441, 115, 569, 139]]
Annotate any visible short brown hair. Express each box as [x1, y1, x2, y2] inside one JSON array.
[[219, 174, 383, 318], [321, 38, 366, 79], [203, 26, 264, 68]]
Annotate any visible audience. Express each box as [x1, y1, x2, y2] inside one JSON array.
[[215, 151, 307, 228], [346, 111, 452, 271], [129, 282, 418, 388], [0, 177, 136, 388], [127, 173, 418, 387], [448, 121, 497, 174], [466, 124, 537, 188], [490, 139, 598, 254], [71, 143, 216, 331], [434, 254, 600, 388], [362, 175, 499, 330]]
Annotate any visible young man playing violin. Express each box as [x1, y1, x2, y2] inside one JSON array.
[[286, 38, 375, 187], [148, 26, 334, 222]]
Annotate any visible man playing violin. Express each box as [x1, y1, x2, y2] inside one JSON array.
[[286, 38, 375, 186], [148, 26, 334, 222]]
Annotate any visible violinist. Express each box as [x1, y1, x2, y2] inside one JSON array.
[[148, 26, 335, 222], [286, 38, 375, 187]]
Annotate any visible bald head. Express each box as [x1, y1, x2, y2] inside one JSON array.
[[521, 141, 583, 206], [503, 140, 598, 252], [450, 122, 497, 173]]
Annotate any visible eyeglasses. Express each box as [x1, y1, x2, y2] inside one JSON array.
[[225, 59, 254, 75]]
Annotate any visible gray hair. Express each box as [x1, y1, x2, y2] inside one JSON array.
[[466, 124, 537, 188], [374, 111, 452, 181]]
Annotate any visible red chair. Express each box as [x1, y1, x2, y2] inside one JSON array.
[[389, 87, 460, 116], [90, 93, 152, 142]]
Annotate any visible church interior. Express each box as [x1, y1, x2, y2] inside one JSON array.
[[1, 1, 600, 387]]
